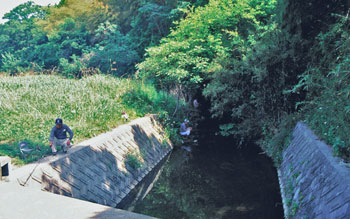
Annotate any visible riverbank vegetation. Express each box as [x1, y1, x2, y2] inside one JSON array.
[[138, 0, 350, 164], [1, 0, 350, 166]]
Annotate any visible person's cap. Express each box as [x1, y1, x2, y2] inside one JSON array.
[[184, 119, 189, 123], [55, 118, 63, 124]]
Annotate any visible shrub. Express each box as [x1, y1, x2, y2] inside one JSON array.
[[59, 54, 89, 78], [125, 153, 143, 170], [1, 52, 24, 76]]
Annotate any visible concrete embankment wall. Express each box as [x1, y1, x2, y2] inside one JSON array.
[[13, 115, 172, 208], [279, 122, 350, 218]]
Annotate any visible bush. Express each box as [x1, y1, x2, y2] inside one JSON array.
[[125, 153, 143, 170], [158, 111, 183, 146], [59, 54, 91, 78], [121, 87, 154, 116], [1, 52, 25, 76], [121, 80, 179, 116]]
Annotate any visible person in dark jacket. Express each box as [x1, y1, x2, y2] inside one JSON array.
[[49, 118, 74, 155]]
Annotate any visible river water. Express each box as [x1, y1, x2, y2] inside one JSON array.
[[133, 117, 284, 219]]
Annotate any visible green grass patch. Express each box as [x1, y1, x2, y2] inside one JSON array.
[[0, 74, 180, 165], [125, 152, 143, 170]]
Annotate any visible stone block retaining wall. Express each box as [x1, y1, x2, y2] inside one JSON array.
[[279, 122, 350, 218], [15, 115, 172, 207]]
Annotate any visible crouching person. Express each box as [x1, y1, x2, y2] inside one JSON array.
[[49, 118, 74, 155], [180, 119, 192, 136]]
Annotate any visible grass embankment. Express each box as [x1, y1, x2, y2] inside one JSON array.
[[0, 74, 180, 165]]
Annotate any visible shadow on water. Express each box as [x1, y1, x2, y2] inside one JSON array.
[[133, 117, 284, 219]]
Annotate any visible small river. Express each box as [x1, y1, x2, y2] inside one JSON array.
[[133, 117, 284, 218]]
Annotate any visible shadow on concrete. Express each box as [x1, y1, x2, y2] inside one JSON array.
[[32, 116, 172, 215], [41, 145, 124, 206]]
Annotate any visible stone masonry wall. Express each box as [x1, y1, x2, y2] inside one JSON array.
[[14, 115, 172, 207], [279, 122, 350, 218]]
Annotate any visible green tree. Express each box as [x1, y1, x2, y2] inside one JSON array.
[[0, 2, 48, 72], [37, 0, 108, 33], [88, 21, 139, 75], [3, 1, 46, 22], [127, 0, 189, 57], [26, 18, 90, 69], [137, 0, 274, 99]]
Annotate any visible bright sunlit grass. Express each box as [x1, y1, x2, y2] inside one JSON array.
[[0, 74, 177, 165]]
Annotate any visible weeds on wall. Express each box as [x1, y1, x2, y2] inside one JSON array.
[[284, 165, 302, 218], [125, 151, 143, 170]]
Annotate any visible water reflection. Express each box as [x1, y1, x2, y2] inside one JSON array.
[[133, 120, 283, 219]]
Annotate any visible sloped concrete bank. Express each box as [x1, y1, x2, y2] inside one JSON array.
[[278, 122, 350, 218], [11, 115, 172, 208]]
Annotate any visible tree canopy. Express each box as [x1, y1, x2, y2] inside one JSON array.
[[3, 1, 47, 22], [0, 0, 195, 76]]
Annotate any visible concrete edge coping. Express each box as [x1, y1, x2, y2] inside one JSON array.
[[1, 115, 171, 217]]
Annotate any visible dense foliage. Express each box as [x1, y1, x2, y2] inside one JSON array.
[[137, 0, 350, 162], [138, 0, 280, 141], [291, 14, 350, 160], [0, 0, 197, 76]]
